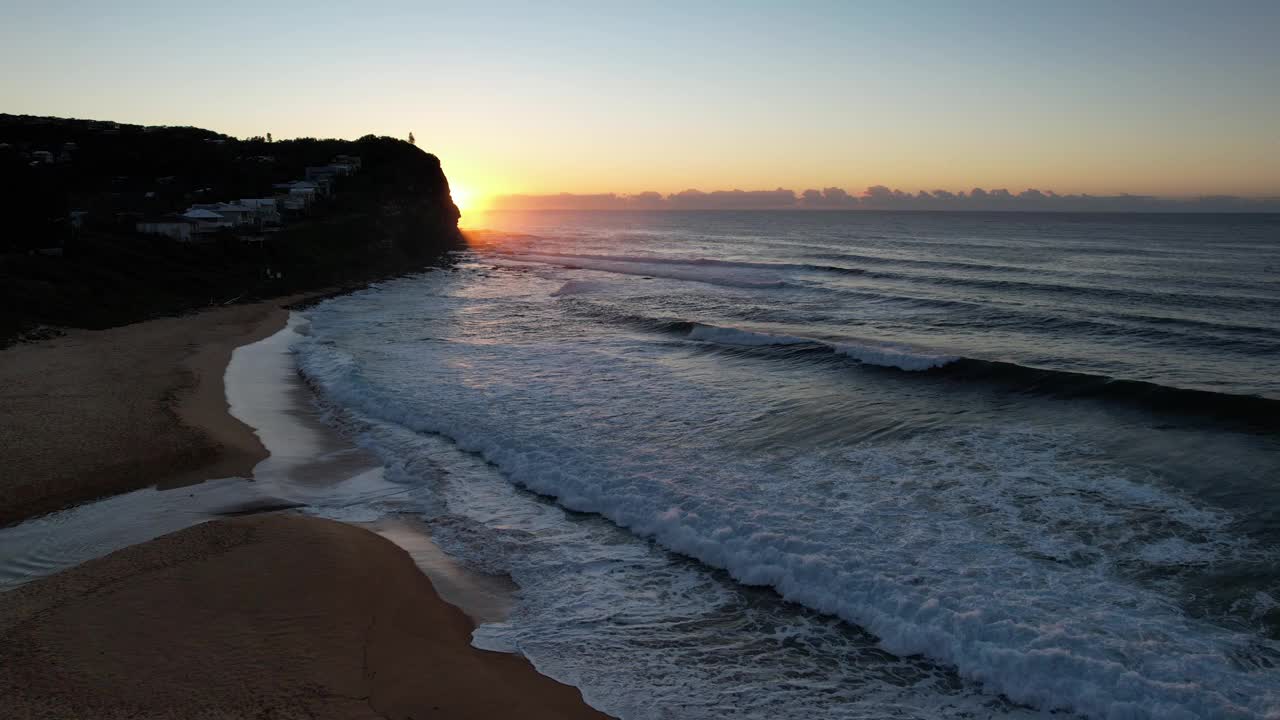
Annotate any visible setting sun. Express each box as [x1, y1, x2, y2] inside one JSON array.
[[450, 184, 473, 214]]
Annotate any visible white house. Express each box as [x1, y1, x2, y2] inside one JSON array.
[[306, 162, 355, 181], [333, 154, 362, 170], [182, 208, 232, 232], [239, 198, 281, 226], [305, 165, 337, 181], [190, 202, 255, 226], [136, 217, 198, 242], [275, 183, 318, 209], [277, 192, 309, 213], [215, 202, 256, 225], [285, 178, 331, 198]]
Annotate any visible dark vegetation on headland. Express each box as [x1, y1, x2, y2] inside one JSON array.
[[0, 114, 463, 345]]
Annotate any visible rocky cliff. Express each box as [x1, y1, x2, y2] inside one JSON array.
[[0, 116, 465, 343]]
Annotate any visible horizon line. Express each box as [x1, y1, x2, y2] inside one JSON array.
[[470, 207, 1280, 215], [482, 187, 1280, 214]]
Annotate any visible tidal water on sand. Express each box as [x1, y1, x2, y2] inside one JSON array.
[[295, 211, 1280, 719]]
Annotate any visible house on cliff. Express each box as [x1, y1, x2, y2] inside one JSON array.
[[239, 198, 281, 227], [306, 156, 361, 183], [273, 181, 321, 211], [190, 202, 256, 227], [136, 216, 199, 242], [181, 208, 231, 232], [333, 154, 361, 171], [305, 164, 347, 181]]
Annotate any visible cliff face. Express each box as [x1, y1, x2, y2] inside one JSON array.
[[262, 136, 464, 285], [0, 116, 465, 343], [346, 135, 462, 256]]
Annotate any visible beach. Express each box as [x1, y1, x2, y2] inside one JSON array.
[[0, 299, 294, 526], [0, 301, 607, 719], [0, 515, 605, 719]]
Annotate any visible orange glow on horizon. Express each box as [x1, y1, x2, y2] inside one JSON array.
[[450, 184, 475, 215], [455, 190, 497, 230], [448, 176, 510, 228]]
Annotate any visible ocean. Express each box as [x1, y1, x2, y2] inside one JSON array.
[[294, 210, 1280, 719]]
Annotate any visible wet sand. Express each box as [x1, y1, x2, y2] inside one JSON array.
[[0, 299, 297, 526], [0, 514, 606, 720], [223, 312, 522, 627]]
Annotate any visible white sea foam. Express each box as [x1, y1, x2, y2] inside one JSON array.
[[551, 280, 611, 296], [504, 252, 788, 288], [833, 341, 959, 371], [301, 388, 1044, 720], [687, 323, 812, 346]]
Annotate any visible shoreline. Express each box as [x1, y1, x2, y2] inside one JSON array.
[[0, 298, 299, 526], [0, 301, 609, 718], [224, 311, 521, 625], [0, 514, 607, 719]]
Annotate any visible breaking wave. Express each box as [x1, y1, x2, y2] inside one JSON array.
[[576, 308, 1280, 424], [685, 323, 959, 371], [500, 251, 789, 288]]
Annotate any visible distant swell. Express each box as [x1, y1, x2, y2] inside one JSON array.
[[499, 251, 789, 288], [687, 323, 959, 372], [938, 358, 1280, 429], [605, 314, 1280, 427]]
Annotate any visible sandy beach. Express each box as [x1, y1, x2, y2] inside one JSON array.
[[0, 299, 296, 526], [0, 303, 608, 719], [0, 514, 605, 719]]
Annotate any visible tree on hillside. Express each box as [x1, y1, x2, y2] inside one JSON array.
[[408, 132, 416, 146]]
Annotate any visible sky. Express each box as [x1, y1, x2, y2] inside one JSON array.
[[3, 1, 1278, 208]]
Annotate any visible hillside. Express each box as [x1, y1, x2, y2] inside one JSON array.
[[0, 114, 463, 343]]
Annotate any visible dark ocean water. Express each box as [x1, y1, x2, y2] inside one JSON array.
[[296, 211, 1280, 719]]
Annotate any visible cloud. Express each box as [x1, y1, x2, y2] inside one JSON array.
[[489, 187, 1280, 212], [665, 188, 797, 210], [493, 193, 635, 210], [629, 191, 666, 209], [799, 187, 859, 208]]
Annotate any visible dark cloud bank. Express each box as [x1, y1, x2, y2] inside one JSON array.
[[492, 187, 1280, 212]]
